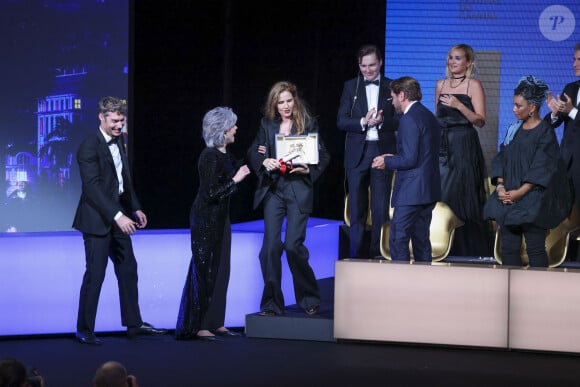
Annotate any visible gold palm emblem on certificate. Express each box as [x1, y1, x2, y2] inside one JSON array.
[[275, 133, 319, 164]]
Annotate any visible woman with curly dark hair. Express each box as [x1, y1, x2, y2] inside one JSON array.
[[484, 76, 572, 267]]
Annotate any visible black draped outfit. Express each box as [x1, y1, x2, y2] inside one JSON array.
[[484, 120, 572, 266], [437, 91, 492, 257], [175, 147, 237, 339]]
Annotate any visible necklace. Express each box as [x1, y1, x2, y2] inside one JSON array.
[[449, 75, 466, 89]]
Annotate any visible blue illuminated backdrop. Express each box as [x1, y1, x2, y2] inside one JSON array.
[[385, 1, 580, 168]]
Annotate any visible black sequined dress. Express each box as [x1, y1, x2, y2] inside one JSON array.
[[437, 93, 492, 257], [175, 147, 236, 339]]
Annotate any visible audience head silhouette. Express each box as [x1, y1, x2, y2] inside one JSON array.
[[92, 361, 136, 387], [0, 358, 26, 387]]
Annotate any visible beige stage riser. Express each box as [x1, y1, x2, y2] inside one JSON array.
[[509, 268, 580, 353], [334, 260, 580, 353]]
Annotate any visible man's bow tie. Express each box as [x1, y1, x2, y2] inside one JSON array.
[[364, 79, 380, 86], [107, 138, 118, 146]]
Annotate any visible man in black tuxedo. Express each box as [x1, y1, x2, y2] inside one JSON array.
[[546, 42, 580, 220], [73, 96, 166, 345], [337, 44, 399, 258]]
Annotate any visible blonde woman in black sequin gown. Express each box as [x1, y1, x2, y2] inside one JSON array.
[[175, 107, 250, 341]]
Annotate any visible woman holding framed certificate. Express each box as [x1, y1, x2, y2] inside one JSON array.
[[247, 81, 330, 316]]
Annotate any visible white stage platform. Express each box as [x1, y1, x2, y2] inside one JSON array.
[[334, 259, 580, 353], [0, 218, 342, 336]]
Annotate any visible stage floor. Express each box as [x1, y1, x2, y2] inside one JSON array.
[[3, 332, 580, 387]]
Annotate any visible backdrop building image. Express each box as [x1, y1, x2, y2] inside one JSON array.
[[1, 0, 128, 232]]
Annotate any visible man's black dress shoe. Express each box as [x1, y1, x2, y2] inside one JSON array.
[[75, 331, 103, 345], [127, 322, 167, 339], [213, 329, 241, 337], [305, 305, 320, 316]]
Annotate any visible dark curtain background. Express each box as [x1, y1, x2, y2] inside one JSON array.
[[130, 0, 386, 229]]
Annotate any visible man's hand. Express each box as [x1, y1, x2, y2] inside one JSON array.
[[372, 154, 390, 169], [559, 93, 574, 114], [364, 108, 384, 127], [546, 91, 559, 116], [133, 210, 147, 228], [116, 214, 138, 235]]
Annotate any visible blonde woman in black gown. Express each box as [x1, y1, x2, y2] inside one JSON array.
[[435, 43, 492, 257]]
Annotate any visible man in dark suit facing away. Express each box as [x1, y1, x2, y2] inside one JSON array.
[[73, 96, 166, 345], [372, 77, 441, 261], [337, 44, 399, 258]]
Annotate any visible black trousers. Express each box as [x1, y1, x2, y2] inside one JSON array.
[[76, 225, 142, 332], [346, 141, 392, 258], [259, 180, 319, 314], [500, 223, 548, 267]]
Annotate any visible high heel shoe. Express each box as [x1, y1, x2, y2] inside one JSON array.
[[196, 334, 223, 342], [213, 329, 241, 337]]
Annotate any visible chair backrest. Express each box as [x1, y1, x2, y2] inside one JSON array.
[[343, 191, 372, 229], [379, 201, 464, 261], [493, 203, 580, 267]]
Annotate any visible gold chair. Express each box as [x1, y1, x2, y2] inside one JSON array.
[[379, 201, 464, 261], [343, 190, 372, 229], [493, 203, 580, 268], [343, 173, 397, 229]]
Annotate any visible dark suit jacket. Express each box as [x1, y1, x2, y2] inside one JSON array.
[[337, 74, 399, 168], [386, 102, 441, 206], [546, 80, 580, 174], [247, 117, 330, 213], [72, 130, 141, 235]]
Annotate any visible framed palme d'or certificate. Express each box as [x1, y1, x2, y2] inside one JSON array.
[[275, 133, 319, 164]]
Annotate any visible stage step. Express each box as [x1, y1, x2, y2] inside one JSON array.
[[244, 278, 335, 342]]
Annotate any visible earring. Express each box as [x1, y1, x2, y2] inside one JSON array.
[[528, 110, 534, 117]]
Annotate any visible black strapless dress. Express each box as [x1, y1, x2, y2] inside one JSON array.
[[437, 94, 492, 257]]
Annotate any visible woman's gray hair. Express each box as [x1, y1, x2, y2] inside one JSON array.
[[202, 106, 237, 147]]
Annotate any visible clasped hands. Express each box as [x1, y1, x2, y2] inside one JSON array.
[[547, 91, 573, 115], [364, 108, 383, 127], [497, 186, 524, 205]]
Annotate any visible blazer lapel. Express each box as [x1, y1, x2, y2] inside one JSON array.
[[378, 80, 390, 111], [97, 134, 116, 170]]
